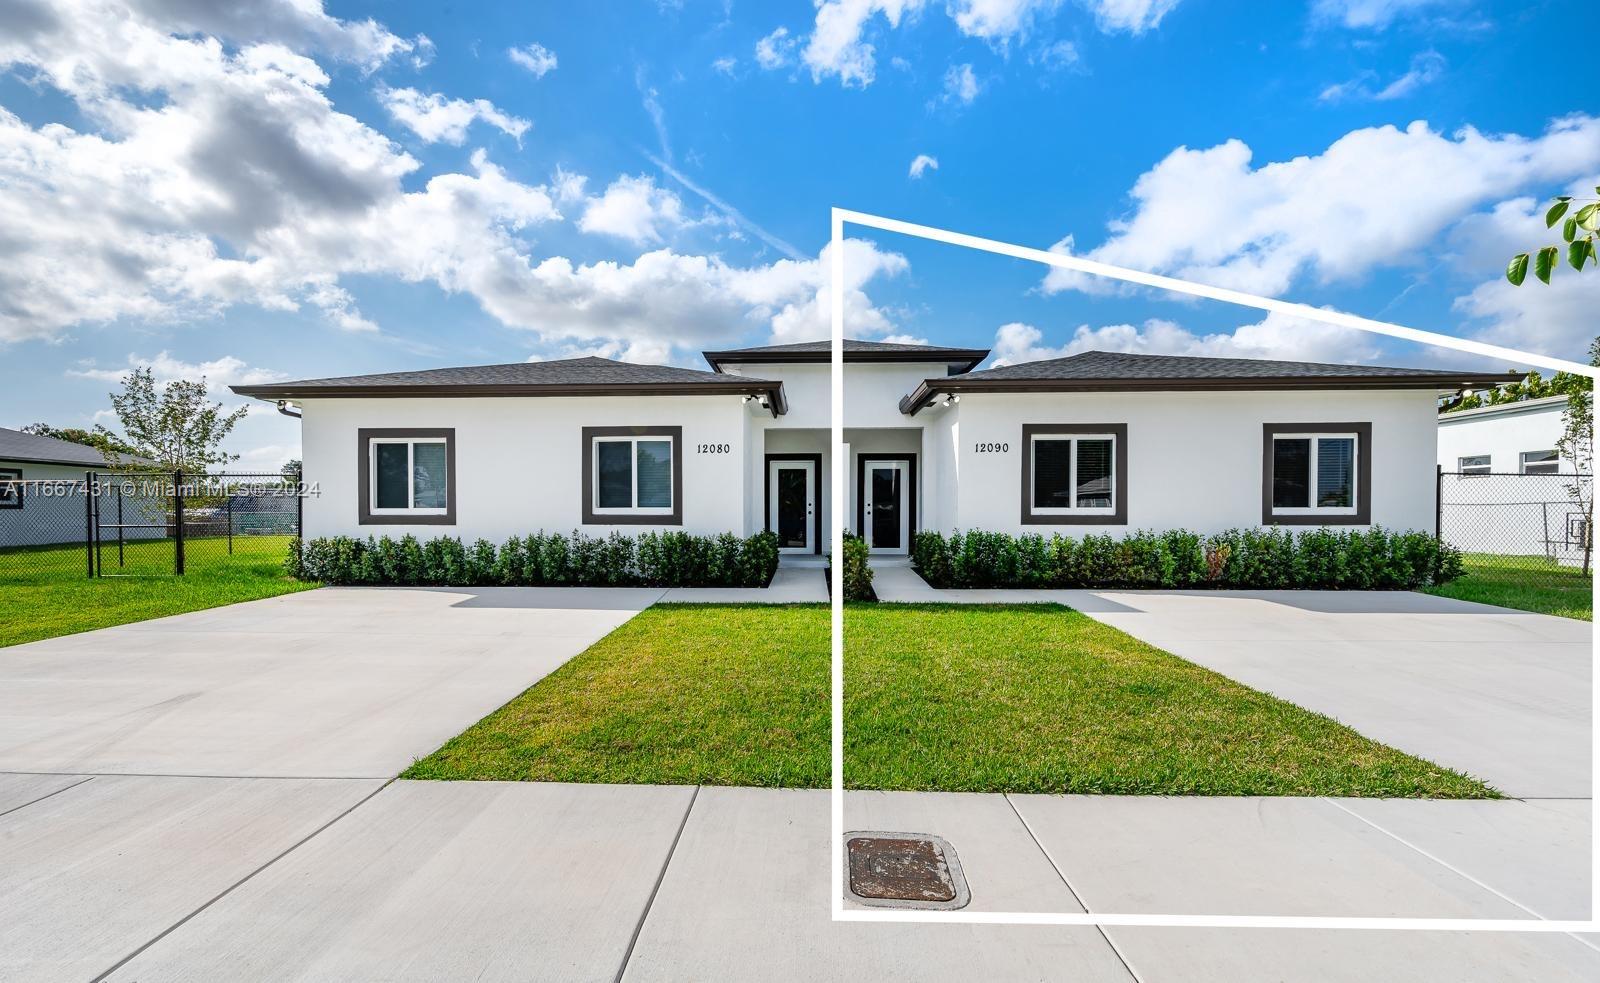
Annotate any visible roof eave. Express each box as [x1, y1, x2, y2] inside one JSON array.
[[701, 348, 990, 374], [230, 380, 789, 416], [899, 372, 1526, 416]]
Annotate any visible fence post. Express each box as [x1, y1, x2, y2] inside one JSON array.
[[174, 469, 185, 576], [1434, 465, 1443, 543], [116, 482, 125, 568], [296, 476, 304, 540], [84, 471, 95, 579], [227, 492, 234, 555]]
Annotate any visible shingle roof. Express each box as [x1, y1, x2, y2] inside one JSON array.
[[0, 427, 123, 467], [900, 350, 1525, 415], [231, 356, 788, 415], [702, 338, 989, 373]]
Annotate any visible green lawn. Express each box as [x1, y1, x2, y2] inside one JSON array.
[[406, 603, 1494, 798], [1425, 553, 1592, 621], [1, 536, 315, 648]]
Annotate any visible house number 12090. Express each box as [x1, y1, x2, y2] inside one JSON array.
[[697, 443, 731, 454], [974, 442, 1009, 453]]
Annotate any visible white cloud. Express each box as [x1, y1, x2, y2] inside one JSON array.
[[1042, 116, 1600, 299], [1083, 0, 1183, 35], [800, 0, 927, 87], [711, 55, 737, 75], [908, 153, 939, 178], [237, 443, 300, 468], [578, 174, 688, 245], [934, 63, 981, 107], [949, 0, 1061, 43], [550, 166, 589, 204], [0, 2, 911, 361], [754, 26, 798, 69], [1033, 38, 1081, 72], [69, 351, 287, 392], [378, 86, 529, 145], [1311, 0, 1454, 30], [1319, 50, 1445, 103], [989, 312, 1381, 367], [508, 42, 557, 77]]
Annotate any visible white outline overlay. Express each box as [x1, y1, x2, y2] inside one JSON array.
[[828, 207, 1599, 933]]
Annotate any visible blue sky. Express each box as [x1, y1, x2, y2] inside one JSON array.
[[0, 0, 1594, 468]]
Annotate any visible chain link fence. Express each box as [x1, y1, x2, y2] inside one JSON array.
[[1438, 470, 1594, 582], [0, 471, 301, 581]]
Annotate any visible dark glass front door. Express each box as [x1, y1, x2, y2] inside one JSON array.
[[776, 466, 809, 549], [869, 465, 901, 550]]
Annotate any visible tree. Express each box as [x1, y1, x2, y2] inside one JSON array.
[[1439, 368, 1588, 413], [96, 367, 249, 471], [1557, 337, 1597, 573], [1507, 190, 1599, 285], [281, 459, 302, 483], [19, 423, 140, 460]]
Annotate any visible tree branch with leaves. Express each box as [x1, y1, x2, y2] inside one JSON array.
[[1507, 189, 1599, 285], [96, 367, 249, 472]]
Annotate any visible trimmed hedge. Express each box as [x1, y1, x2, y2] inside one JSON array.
[[836, 533, 874, 601], [911, 527, 1463, 591], [286, 530, 780, 588]]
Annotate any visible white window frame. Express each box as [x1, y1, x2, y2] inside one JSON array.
[[367, 438, 450, 516], [1271, 433, 1359, 517], [1029, 433, 1118, 517], [1458, 454, 1491, 477], [1520, 449, 1560, 475], [590, 435, 676, 517]]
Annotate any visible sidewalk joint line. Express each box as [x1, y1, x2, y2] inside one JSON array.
[[0, 769, 389, 781], [1005, 794, 1144, 983], [614, 784, 700, 983], [0, 775, 96, 819], [89, 776, 398, 982]]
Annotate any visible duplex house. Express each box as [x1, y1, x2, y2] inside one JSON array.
[[233, 341, 1518, 555]]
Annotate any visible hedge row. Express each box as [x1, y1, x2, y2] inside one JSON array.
[[911, 527, 1462, 591], [838, 533, 874, 600], [287, 530, 780, 588]]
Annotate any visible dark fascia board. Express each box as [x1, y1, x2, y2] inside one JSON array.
[[702, 348, 990, 374], [233, 380, 788, 417], [898, 371, 1527, 416]]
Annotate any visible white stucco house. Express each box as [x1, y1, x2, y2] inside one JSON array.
[[1437, 395, 1571, 477], [0, 427, 131, 547], [232, 341, 1519, 556]]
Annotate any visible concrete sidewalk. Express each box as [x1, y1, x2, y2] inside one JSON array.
[[0, 779, 1587, 981]]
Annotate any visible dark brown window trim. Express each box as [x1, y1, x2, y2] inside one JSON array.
[[1261, 423, 1372, 526], [855, 453, 916, 542], [357, 428, 457, 525], [0, 467, 21, 509], [581, 426, 684, 526], [764, 453, 823, 555], [1020, 424, 1129, 526]]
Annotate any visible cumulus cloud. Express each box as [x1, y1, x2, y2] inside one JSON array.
[[1083, 0, 1182, 34], [578, 174, 688, 245], [69, 351, 287, 392], [989, 311, 1381, 367], [1319, 50, 1445, 103], [949, 0, 1062, 43], [908, 154, 939, 178], [378, 86, 529, 144], [1041, 116, 1600, 299], [800, 0, 926, 87], [933, 63, 981, 107], [754, 26, 799, 69], [508, 42, 557, 77], [0, 1, 908, 362]]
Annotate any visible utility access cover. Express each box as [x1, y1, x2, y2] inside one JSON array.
[[844, 831, 970, 910]]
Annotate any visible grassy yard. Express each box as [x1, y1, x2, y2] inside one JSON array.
[[1, 536, 315, 648], [1425, 553, 1592, 621], [406, 603, 1494, 798]]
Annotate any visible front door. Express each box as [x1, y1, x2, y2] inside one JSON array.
[[768, 459, 816, 553], [863, 460, 909, 553]]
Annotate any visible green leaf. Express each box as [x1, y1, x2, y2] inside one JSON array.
[[1564, 216, 1579, 242], [1577, 202, 1600, 231], [1547, 200, 1570, 226], [1569, 241, 1591, 271], [1507, 252, 1529, 285], [1535, 246, 1558, 283]]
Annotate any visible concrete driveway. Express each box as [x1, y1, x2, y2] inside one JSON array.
[[0, 585, 661, 778], [1066, 590, 1592, 798]]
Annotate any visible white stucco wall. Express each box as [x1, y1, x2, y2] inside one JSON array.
[[724, 361, 948, 430], [0, 460, 94, 547], [939, 389, 1440, 536], [1437, 398, 1570, 474], [298, 395, 755, 543]]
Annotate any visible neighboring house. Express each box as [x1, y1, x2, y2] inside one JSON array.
[[1437, 395, 1571, 476], [0, 427, 146, 548], [232, 342, 1518, 555]]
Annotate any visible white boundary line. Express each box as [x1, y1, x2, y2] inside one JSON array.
[[828, 206, 1600, 933]]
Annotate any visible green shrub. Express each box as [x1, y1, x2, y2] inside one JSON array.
[[910, 526, 1461, 591], [291, 530, 779, 588], [838, 532, 874, 600]]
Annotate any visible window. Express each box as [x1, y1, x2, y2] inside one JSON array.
[[582, 426, 683, 525], [0, 467, 20, 510], [1020, 424, 1127, 525], [1262, 423, 1370, 526], [1457, 454, 1491, 477], [358, 428, 455, 525], [1520, 449, 1559, 475]]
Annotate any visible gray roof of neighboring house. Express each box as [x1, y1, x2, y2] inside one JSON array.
[[231, 355, 789, 415], [702, 338, 989, 373], [0, 427, 133, 468], [900, 350, 1526, 415]]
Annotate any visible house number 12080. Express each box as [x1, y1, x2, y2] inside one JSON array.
[[974, 442, 1009, 453], [697, 443, 731, 454]]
